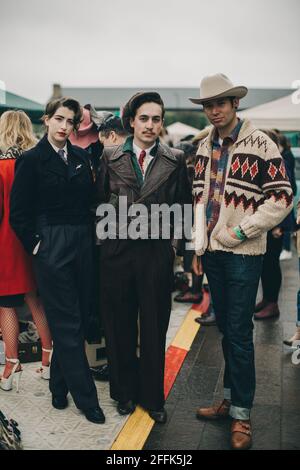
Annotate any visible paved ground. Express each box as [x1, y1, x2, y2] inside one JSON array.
[[0, 294, 190, 450], [145, 252, 300, 450]]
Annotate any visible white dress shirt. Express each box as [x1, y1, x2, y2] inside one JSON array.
[[132, 141, 156, 177]]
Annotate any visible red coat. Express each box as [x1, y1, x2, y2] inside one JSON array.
[[0, 152, 36, 295]]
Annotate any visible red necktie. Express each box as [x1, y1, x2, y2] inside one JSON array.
[[138, 150, 146, 174]]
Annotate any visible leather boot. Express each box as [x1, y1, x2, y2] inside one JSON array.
[[254, 302, 280, 320], [231, 419, 252, 450], [196, 399, 231, 420], [254, 299, 268, 313]]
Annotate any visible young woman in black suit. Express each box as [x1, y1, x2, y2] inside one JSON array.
[[10, 98, 105, 424]]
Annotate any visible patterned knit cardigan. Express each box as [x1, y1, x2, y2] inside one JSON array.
[[192, 119, 293, 256]]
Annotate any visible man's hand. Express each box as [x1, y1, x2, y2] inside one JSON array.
[[192, 255, 203, 276], [272, 227, 283, 239], [227, 227, 239, 240]]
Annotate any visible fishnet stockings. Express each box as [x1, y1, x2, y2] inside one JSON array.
[[0, 292, 52, 378], [0, 308, 20, 378], [24, 292, 52, 365]]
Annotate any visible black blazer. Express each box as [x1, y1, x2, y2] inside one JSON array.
[[10, 135, 95, 254]]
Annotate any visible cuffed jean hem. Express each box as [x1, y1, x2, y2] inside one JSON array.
[[229, 405, 251, 420], [224, 388, 231, 400]]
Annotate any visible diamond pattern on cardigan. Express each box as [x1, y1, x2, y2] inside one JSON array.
[[231, 157, 241, 175], [279, 161, 286, 178], [249, 161, 259, 180], [268, 162, 278, 180], [229, 154, 261, 185], [241, 158, 250, 177]]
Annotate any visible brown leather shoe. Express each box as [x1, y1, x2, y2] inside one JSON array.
[[254, 302, 280, 320], [231, 419, 252, 450], [196, 399, 231, 420]]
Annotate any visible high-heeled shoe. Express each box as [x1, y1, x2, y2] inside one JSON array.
[[37, 348, 52, 380], [0, 358, 22, 392]]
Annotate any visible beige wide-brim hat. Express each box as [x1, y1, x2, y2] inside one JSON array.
[[189, 73, 248, 104]]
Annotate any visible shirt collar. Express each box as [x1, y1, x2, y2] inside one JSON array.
[[213, 119, 243, 147], [48, 138, 68, 156], [123, 135, 159, 157]]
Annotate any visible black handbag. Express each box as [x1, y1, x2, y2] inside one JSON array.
[[0, 410, 23, 450]]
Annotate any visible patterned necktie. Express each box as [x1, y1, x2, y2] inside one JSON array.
[[138, 150, 146, 174], [58, 148, 68, 165]]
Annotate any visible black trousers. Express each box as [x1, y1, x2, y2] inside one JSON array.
[[100, 239, 174, 410], [261, 231, 283, 303], [33, 224, 99, 411]]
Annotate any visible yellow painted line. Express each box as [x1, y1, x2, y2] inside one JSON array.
[[110, 304, 202, 451], [111, 406, 154, 450], [171, 308, 201, 350]]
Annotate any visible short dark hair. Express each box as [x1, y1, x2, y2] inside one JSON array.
[[98, 115, 128, 138], [42, 97, 82, 131], [122, 91, 165, 134]]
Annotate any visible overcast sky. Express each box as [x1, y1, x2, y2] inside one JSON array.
[[0, 0, 300, 104]]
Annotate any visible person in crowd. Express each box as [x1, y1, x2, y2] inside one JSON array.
[[98, 114, 129, 147], [69, 104, 103, 180], [96, 91, 191, 423], [173, 141, 203, 304], [283, 197, 300, 345], [0, 110, 52, 392], [191, 74, 293, 450], [90, 114, 129, 383], [9, 98, 105, 424], [254, 130, 295, 320], [276, 133, 297, 261]]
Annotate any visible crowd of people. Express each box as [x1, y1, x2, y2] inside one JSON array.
[[0, 73, 299, 449]]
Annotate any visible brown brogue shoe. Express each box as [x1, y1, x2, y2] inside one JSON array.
[[196, 399, 231, 420], [231, 419, 252, 450]]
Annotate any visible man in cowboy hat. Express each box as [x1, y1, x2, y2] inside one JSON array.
[[96, 91, 191, 423], [190, 74, 293, 449]]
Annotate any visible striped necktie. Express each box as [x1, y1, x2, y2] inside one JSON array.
[[138, 150, 146, 174], [58, 148, 68, 165]]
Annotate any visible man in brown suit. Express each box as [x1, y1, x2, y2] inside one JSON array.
[[96, 92, 191, 423]]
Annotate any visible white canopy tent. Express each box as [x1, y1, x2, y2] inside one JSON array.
[[166, 122, 201, 144], [238, 93, 300, 131]]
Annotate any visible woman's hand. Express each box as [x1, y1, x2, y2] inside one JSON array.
[[192, 255, 203, 276]]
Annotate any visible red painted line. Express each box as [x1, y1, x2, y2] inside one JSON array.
[[192, 289, 210, 313], [163, 290, 210, 399], [164, 345, 188, 398]]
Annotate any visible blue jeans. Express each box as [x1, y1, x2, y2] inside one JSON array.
[[202, 251, 263, 420]]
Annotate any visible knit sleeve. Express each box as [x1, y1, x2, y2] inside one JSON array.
[[239, 139, 293, 238]]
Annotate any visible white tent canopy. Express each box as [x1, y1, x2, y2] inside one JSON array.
[[166, 122, 201, 144], [238, 93, 300, 131]]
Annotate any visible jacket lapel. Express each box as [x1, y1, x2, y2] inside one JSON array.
[[38, 135, 67, 178], [108, 146, 140, 194], [139, 143, 178, 201]]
